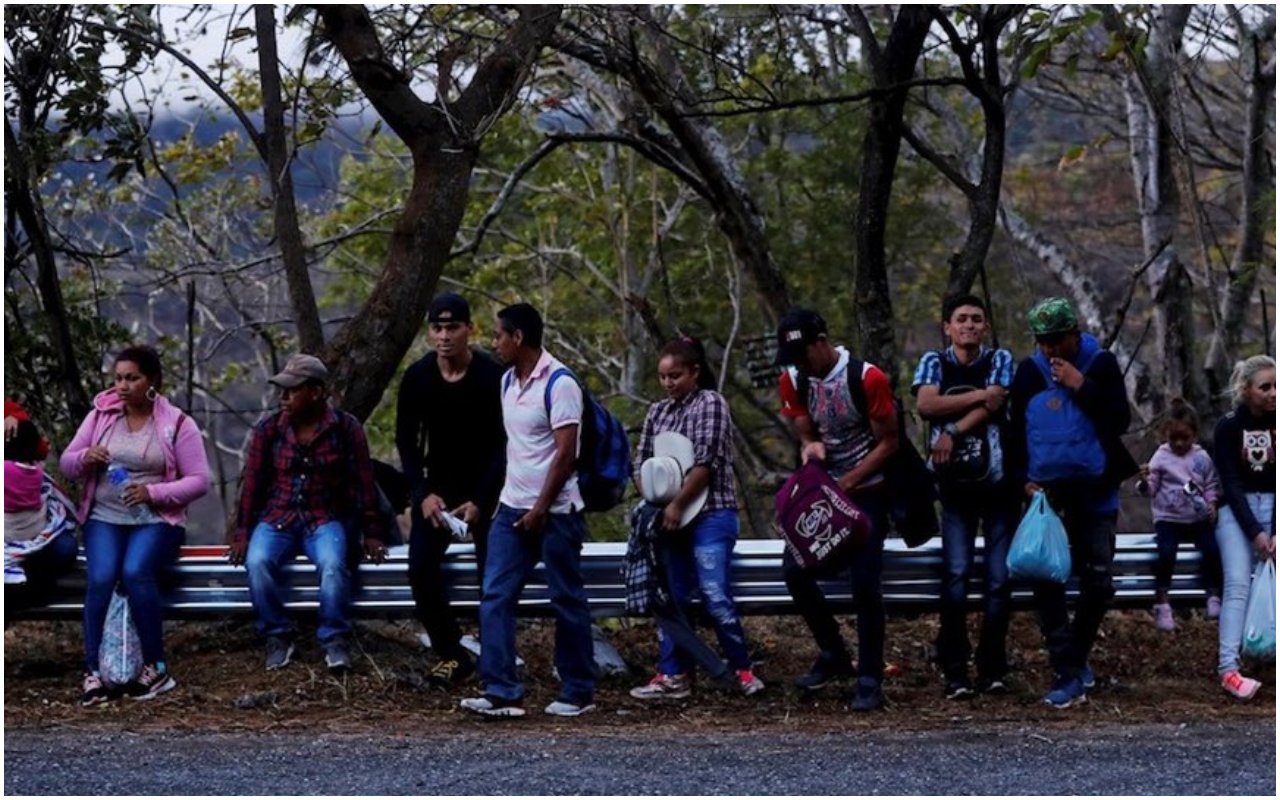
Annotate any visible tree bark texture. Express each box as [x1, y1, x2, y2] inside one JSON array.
[[1109, 6, 1205, 415], [256, 5, 324, 355], [849, 6, 933, 389], [1204, 9, 1277, 404], [316, 5, 563, 419]]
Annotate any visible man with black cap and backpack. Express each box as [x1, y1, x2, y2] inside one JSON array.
[[775, 308, 898, 712], [1007, 297, 1138, 709], [395, 292, 506, 688], [911, 294, 1018, 701]]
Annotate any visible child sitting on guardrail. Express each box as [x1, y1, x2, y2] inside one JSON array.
[[1137, 399, 1222, 632], [5, 419, 56, 584]]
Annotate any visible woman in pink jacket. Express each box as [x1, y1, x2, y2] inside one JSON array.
[[60, 345, 210, 705]]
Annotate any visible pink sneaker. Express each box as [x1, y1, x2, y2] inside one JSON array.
[[738, 669, 765, 696], [1221, 670, 1261, 701], [1153, 603, 1175, 632], [1206, 596, 1222, 620]]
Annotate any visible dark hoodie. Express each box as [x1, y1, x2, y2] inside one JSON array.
[[1006, 333, 1139, 513]]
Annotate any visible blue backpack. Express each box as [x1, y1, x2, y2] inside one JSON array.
[[1025, 350, 1107, 482], [505, 367, 630, 512]]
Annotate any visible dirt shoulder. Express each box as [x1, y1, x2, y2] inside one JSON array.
[[5, 611, 1274, 735]]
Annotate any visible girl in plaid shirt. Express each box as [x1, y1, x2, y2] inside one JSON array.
[[629, 338, 764, 700]]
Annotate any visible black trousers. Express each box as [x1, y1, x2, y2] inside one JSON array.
[[1032, 508, 1117, 679], [408, 503, 490, 662]]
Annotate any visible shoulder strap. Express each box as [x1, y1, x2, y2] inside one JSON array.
[[544, 367, 576, 417], [171, 412, 186, 445], [847, 358, 868, 419]]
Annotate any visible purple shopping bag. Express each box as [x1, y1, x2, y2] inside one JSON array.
[[775, 460, 871, 569]]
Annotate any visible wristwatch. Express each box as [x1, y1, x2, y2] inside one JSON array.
[[941, 422, 960, 438]]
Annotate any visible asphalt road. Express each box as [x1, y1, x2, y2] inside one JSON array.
[[4, 722, 1274, 795]]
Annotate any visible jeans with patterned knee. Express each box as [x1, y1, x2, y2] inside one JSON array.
[[657, 509, 751, 675]]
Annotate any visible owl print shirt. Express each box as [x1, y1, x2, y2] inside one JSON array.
[[1213, 405, 1276, 539]]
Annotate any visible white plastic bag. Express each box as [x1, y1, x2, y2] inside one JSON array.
[[1242, 560, 1276, 661], [98, 589, 143, 687]]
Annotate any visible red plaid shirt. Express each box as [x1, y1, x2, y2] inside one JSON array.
[[233, 406, 385, 545]]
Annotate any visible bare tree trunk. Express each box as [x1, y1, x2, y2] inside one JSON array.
[[316, 5, 563, 419], [846, 6, 934, 389], [256, 5, 324, 354], [1204, 8, 1277, 404], [4, 120, 90, 419], [1105, 6, 1206, 415]]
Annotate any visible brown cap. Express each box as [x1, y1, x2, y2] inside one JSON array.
[[269, 354, 329, 388]]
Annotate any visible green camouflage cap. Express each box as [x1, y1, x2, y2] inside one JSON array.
[[1027, 297, 1079, 336]]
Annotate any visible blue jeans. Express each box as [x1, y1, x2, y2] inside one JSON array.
[[479, 504, 596, 705], [937, 490, 1016, 681], [1216, 493, 1275, 675], [83, 520, 183, 671], [246, 520, 351, 643], [657, 509, 752, 674]]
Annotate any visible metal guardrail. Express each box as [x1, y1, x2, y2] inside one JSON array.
[[7, 533, 1206, 620]]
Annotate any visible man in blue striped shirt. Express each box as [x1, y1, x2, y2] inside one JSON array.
[[911, 294, 1018, 701]]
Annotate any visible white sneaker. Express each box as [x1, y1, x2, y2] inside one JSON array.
[[544, 699, 596, 717], [629, 673, 691, 700], [460, 695, 526, 717]]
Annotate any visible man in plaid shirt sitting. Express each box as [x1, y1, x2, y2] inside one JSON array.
[[228, 354, 388, 674]]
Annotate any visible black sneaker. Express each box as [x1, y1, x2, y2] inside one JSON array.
[[264, 636, 296, 672], [125, 664, 176, 700], [428, 656, 475, 688], [81, 672, 112, 707], [848, 678, 885, 712], [794, 655, 856, 691], [324, 638, 353, 674], [944, 677, 976, 700], [977, 675, 1009, 695]]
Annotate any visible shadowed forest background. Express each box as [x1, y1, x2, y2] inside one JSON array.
[[5, 4, 1275, 543]]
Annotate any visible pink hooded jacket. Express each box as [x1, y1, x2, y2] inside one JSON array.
[[59, 389, 211, 527]]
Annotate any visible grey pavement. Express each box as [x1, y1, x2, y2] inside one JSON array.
[[4, 722, 1275, 795]]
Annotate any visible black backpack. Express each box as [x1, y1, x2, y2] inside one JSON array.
[[790, 359, 939, 547], [929, 352, 998, 486]]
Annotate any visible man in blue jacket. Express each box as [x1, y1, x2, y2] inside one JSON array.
[[1006, 298, 1139, 709]]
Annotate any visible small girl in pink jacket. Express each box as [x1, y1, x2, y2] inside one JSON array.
[[60, 345, 210, 706], [1137, 399, 1222, 632]]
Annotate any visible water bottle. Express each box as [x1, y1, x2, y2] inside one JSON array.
[[107, 462, 144, 520]]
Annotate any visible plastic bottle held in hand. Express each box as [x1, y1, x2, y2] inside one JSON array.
[[107, 462, 144, 520]]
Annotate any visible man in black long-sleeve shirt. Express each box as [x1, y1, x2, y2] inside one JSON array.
[[395, 292, 506, 687], [1006, 298, 1138, 710]]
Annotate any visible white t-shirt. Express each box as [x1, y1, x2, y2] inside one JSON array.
[[499, 350, 583, 513]]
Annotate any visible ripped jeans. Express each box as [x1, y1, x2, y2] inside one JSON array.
[[657, 509, 752, 675]]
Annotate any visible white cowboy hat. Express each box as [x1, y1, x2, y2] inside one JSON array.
[[639, 431, 709, 528]]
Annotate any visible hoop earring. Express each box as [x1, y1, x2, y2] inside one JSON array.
[[145, 386, 158, 402]]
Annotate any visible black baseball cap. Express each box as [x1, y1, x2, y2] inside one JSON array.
[[774, 308, 827, 366], [427, 292, 471, 324]]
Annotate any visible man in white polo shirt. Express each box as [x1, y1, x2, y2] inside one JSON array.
[[461, 302, 597, 718]]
